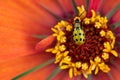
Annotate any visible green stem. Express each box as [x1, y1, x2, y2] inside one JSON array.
[[107, 72, 114, 80], [46, 67, 61, 80], [32, 35, 48, 39], [86, 0, 90, 11], [71, 0, 79, 16], [37, 2, 62, 21], [106, 3, 120, 20], [87, 74, 92, 80], [111, 22, 120, 29], [12, 58, 55, 80]]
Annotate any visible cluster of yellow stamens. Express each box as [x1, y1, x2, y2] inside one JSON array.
[[46, 20, 72, 64], [46, 6, 118, 79], [84, 10, 108, 29], [84, 10, 118, 60]]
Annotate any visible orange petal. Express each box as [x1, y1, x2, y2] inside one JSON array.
[[33, 0, 64, 18], [92, 75, 100, 80], [114, 26, 120, 36], [0, 0, 56, 34], [53, 70, 71, 80], [97, 72, 111, 80], [53, 69, 80, 80], [110, 9, 120, 23], [100, 0, 120, 22], [35, 35, 55, 52], [114, 58, 120, 67], [0, 0, 60, 62], [100, 0, 120, 14], [57, 0, 85, 16], [0, 53, 55, 80], [110, 65, 120, 80], [88, 0, 102, 17], [0, 26, 40, 63]]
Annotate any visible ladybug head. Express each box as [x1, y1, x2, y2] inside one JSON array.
[[74, 17, 81, 23]]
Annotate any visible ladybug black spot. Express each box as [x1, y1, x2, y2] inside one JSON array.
[[79, 33, 81, 35], [76, 39, 78, 41], [83, 39, 85, 41], [75, 34, 77, 36], [80, 38, 82, 41]]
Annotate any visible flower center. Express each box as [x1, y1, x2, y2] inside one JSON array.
[[46, 6, 118, 78]]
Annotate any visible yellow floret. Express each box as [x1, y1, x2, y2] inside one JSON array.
[[60, 36, 67, 43], [103, 42, 118, 57], [82, 63, 88, 70], [100, 30, 106, 37], [75, 62, 82, 68], [66, 25, 73, 31], [59, 45, 66, 52], [94, 56, 101, 63], [77, 5, 86, 19], [98, 63, 110, 73], [102, 53, 109, 60], [95, 22, 101, 29], [84, 18, 90, 24]]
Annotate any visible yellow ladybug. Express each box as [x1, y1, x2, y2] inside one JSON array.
[[73, 17, 85, 45]]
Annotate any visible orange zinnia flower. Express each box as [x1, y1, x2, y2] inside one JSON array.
[[0, 0, 120, 80]]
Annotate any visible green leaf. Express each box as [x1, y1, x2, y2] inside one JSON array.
[[46, 67, 61, 80], [87, 74, 92, 80], [86, 0, 90, 10], [32, 35, 48, 39], [106, 3, 120, 20], [107, 72, 114, 80], [12, 58, 55, 80], [71, 0, 79, 16]]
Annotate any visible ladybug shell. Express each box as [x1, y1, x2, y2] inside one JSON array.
[[73, 23, 85, 45]]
